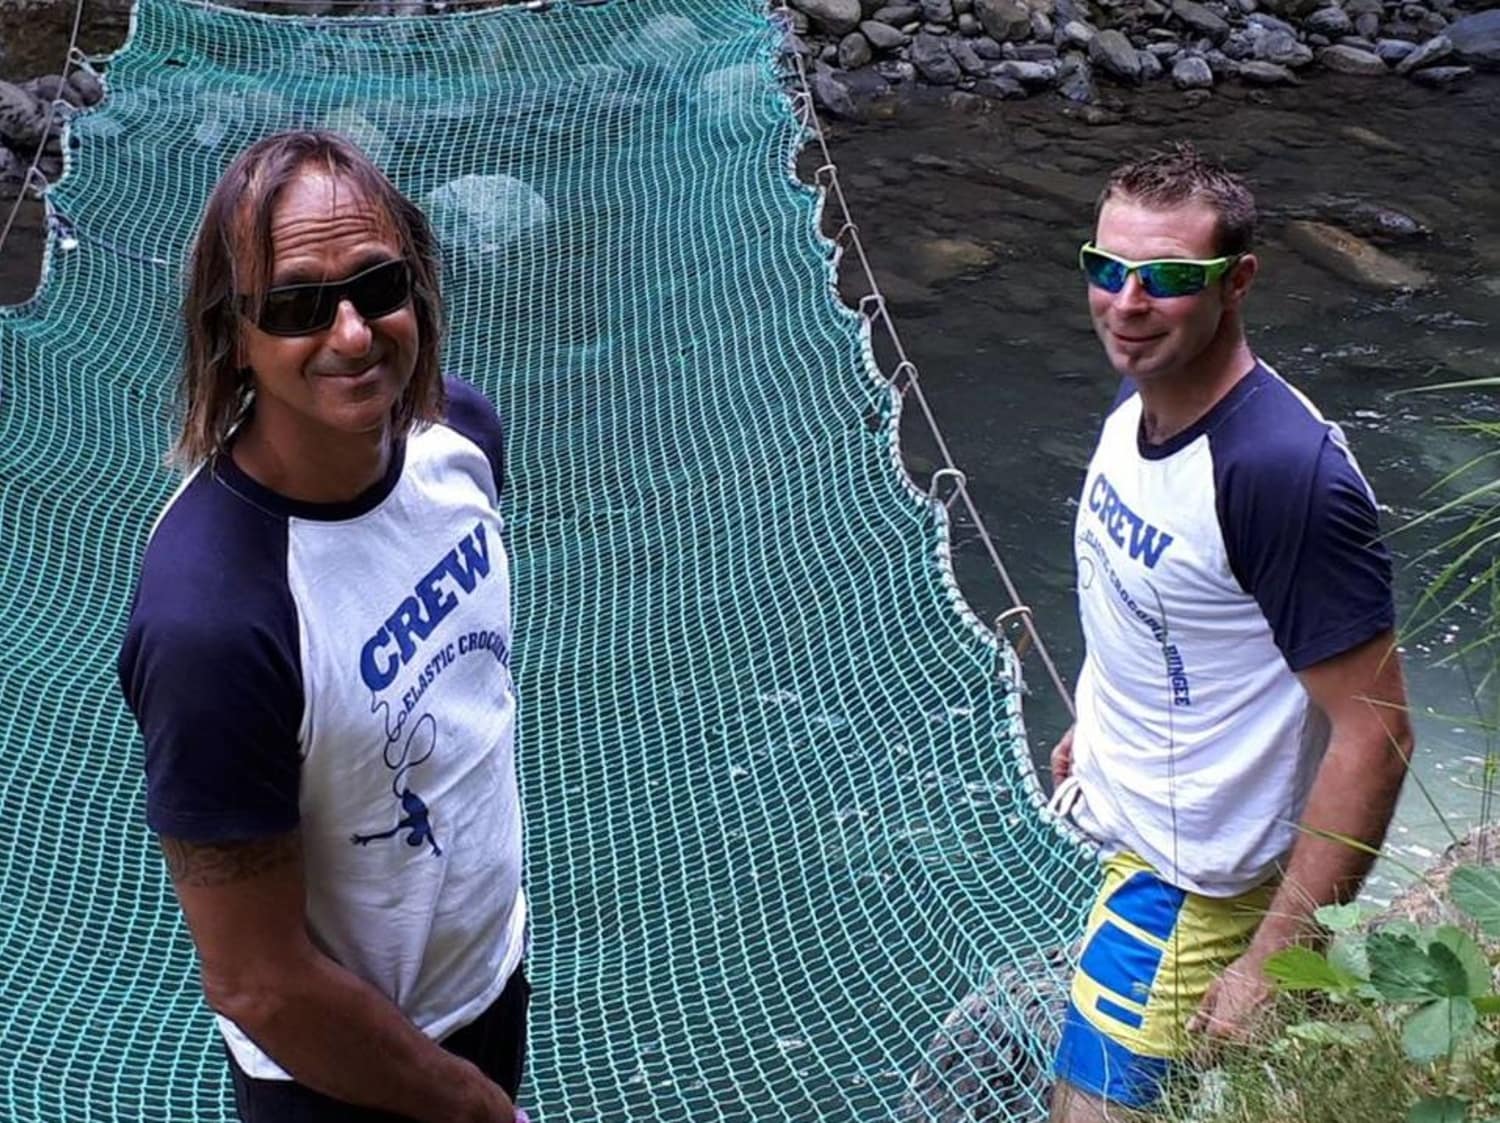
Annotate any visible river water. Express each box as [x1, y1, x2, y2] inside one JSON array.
[[3, 10, 1497, 895]]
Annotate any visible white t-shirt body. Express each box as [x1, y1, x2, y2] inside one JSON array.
[[1069, 363, 1393, 897], [119, 379, 524, 1078]]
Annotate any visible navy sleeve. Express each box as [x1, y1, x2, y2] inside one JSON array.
[[117, 480, 304, 842], [443, 377, 505, 498], [1218, 435, 1395, 671]]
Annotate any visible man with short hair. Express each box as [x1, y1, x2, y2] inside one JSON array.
[[1048, 142, 1414, 1121]]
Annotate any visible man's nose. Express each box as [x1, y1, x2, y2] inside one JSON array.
[[1115, 271, 1152, 312], [327, 297, 373, 353]]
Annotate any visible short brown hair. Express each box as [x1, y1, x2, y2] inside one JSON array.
[[1096, 141, 1256, 257], [175, 130, 446, 467]]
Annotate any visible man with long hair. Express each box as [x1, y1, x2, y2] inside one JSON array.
[[118, 131, 529, 1122], [1048, 143, 1413, 1120]]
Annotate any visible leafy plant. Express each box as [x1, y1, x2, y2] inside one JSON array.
[[1260, 871, 1500, 1123]]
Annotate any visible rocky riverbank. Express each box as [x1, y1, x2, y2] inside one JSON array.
[[785, 0, 1500, 116]]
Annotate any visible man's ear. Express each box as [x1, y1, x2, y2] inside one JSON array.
[[1225, 253, 1258, 307]]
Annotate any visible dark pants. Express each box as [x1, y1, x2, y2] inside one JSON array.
[[227, 966, 530, 1122]]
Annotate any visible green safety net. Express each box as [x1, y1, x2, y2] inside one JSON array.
[[0, 0, 1095, 1117]]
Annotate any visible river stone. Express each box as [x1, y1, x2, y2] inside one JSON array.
[[1059, 54, 1099, 99], [1448, 9, 1500, 70], [973, 34, 1006, 56], [1411, 62, 1472, 83], [1354, 12, 1381, 38], [426, 174, 548, 257], [1223, 29, 1255, 59], [1088, 28, 1144, 80], [895, 948, 1072, 1123], [911, 32, 964, 80], [1284, 220, 1434, 290], [1257, 0, 1320, 16], [1171, 0, 1230, 42], [873, 2, 920, 20], [1257, 28, 1316, 65], [1138, 48, 1165, 78], [1300, 4, 1351, 36], [974, 74, 1030, 95], [1173, 54, 1216, 84], [1395, 33, 1452, 72], [790, 0, 863, 34], [25, 74, 85, 110], [810, 66, 861, 115], [863, 19, 908, 48], [911, 237, 997, 285], [1247, 10, 1297, 32], [839, 29, 875, 65], [1017, 41, 1060, 58], [0, 81, 47, 148], [65, 68, 104, 109], [950, 36, 991, 71], [1238, 58, 1300, 81], [955, 0, 974, 12], [921, 0, 955, 23], [975, 0, 1034, 40], [960, 12, 983, 33], [1061, 18, 1097, 46], [1414, 10, 1443, 34], [1031, 10, 1055, 39], [1319, 43, 1389, 72], [995, 57, 1061, 83], [1376, 37, 1418, 61]]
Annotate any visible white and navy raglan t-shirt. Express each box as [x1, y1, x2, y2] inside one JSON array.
[[118, 378, 524, 1080], [1066, 362, 1394, 898]]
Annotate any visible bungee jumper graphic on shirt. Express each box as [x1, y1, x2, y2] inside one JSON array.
[[352, 712, 444, 856]]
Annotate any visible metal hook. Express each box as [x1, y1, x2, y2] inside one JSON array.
[[889, 360, 917, 396], [995, 605, 1035, 659], [928, 467, 967, 508]]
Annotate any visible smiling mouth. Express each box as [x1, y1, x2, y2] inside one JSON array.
[[1112, 332, 1162, 344]]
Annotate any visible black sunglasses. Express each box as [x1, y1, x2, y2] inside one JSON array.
[[248, 259, 412, 337]]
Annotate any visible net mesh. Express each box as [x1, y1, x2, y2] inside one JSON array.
[[0, 0, 1094, 1118]]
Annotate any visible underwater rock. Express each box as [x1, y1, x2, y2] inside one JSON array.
[[1283, 220, 1433, 291], [424, 174, 548, 257], [0, 79, 47, 148], [896, 947, 1071, 1122]]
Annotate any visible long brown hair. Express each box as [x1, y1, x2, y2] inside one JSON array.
[[175, 130, 446, 467]]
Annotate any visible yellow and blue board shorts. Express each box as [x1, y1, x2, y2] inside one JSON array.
[[1053, 853, 1274, 1109]]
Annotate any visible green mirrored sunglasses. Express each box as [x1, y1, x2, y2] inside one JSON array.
[[1079, 243, 1239, 298]]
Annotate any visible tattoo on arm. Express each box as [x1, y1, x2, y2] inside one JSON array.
[[159, 833, 300, 888]]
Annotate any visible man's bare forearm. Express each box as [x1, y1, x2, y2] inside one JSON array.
[[1250, 719, 1411, 956], [214, 947, 505, 1123], [165, 835, 511, 1123]]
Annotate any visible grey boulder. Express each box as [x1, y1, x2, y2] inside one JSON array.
[[1448, 9, 1500, 70], [1172, 54, 1215, 86], [911, 33, 964, 81], [1256, 29, 1315, 66], [1171, 0, 1230, 42], [861, 18, 910, 47], [839, 30, 875, 66], [974, 0, 1034, 41], [1394, 33, 1452, 73], [1090, 28, 1144, 81], [1318, 43, 1390, 73], [790, 0, 863, 35]]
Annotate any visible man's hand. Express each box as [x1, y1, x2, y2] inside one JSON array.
[[1187, 950, 1275, 1045], [1051, 725, 1075, 787]]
